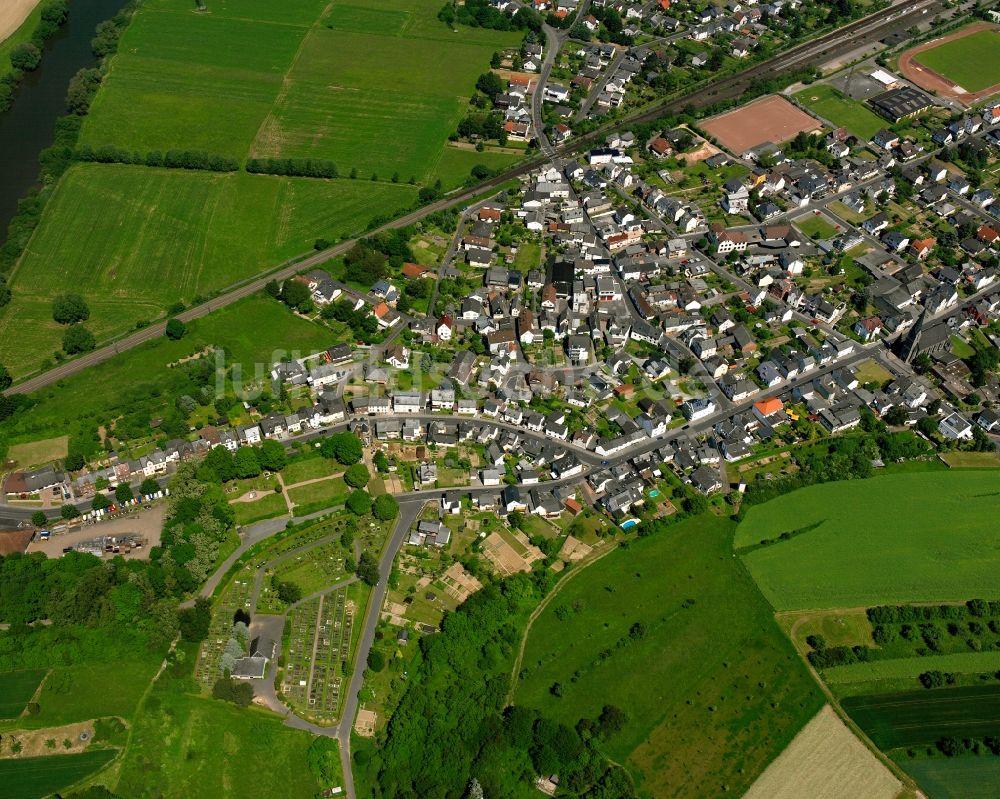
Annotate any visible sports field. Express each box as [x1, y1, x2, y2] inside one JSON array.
[[700, 95, 823, 154], [737, 472, 1000, 610], [0, 669, 46, 718], [912, 28, 1000, 93], [1, 750, 118, 799], [0, 164, 416, 376], [514, 515, 823, 797], [743, 705, 899, 799], [901, 756, 1000, 799], [843, 684, 1000, 750], [794, 84, 886, 140]]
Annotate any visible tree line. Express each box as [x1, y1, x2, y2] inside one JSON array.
[[0, 0, 70, 113]]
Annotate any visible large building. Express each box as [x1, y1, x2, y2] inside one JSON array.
[[869, 86, 934, 122]]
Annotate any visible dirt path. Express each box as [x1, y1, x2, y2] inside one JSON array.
[[0, 0, 40, 44], [898, 22, 1000, 107]]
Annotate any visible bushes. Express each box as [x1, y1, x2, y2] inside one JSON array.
[[52, 293, 90, 325], [62, 324, 96, 355], [66, 68, 103, 115], [10, 43, 42, 73]]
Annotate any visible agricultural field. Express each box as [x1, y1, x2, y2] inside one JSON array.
[[912, 28, 1000, 93], [0, 669, 47, 719], [824, 651, 1000, 686], [0, 165, 415, 377], [514, 515, 823, 797], [900, 756, 1000, 799], [0, 749, 118, 799], [737, 472, 1000, 610], [743, 705, 900, 799], [793, 84, 886, 140], [843, 684, 1000, 751], [114, 668, 322, 799]]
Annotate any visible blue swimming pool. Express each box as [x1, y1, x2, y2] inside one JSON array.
[[649, 489, 660, 497], [620, 519, 639, 530]]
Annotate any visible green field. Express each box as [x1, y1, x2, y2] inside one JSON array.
[[900, 756, 1000, 799], [0, 750, 118, 799], [0, 164, 414, 376], [0, 3, 46, 82], [0, 669, 47, 718], [824, 651, 1000, 685], [0, 295, 333, 451], [913, 29, 1000, 93], [793, 214, 839, 240], [843, 684, 1000, 750], [514, 515, 823, 797], [737, 473, 1000, 610], [233, 492, 289, 526], [289, 477, 350, 516], [21, 658, 162, 729], [114, 677, 321, 798], [794, 84, 886, 140], [281, 457, 339, 485]]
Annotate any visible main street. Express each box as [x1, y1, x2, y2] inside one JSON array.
[[2, 0, 951, 398]]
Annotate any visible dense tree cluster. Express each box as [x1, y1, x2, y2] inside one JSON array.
[[372, 573, 635, 797], [62, 324, 96, 355], [245, 158, 338, 178], [52, 293, 90, 325], [320, 299, 379, 343], [438, 0, 541, 31], [319, 431, 364, 465], [74, 145, 240, 172]]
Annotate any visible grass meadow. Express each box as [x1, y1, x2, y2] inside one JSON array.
[[843, 684, 1000, 751], [737, 472, 1000, 610], [1, 750, 118, 799], [823, 651, 1000, 686], [913, 28, 1000, 93], [0, 165, 415, 376], [0, 295, 332, 450], [514, 515, 823, 798], [0, 669, 47, 718], [233, 492, 288, 526], [793, 84, 885, 140]]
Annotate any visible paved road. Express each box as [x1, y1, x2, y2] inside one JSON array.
[[336, 498, 424, 799]]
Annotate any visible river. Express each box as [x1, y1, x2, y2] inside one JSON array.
[[0, 0, 128, 238]]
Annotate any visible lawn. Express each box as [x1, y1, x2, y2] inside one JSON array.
[[913, 29, 1000, 93], [853, 359, 892, 386], [114, 677, 322, 798], [0, 669, 47, 719], [737, 472, 1000, 610], [21, 658, 162, 729], [233, 492, 288, 526], [4, 438, 69, 469], [940, 451, 1000, 468], [281, 456, 339, 485], [900, 756, 1000, 799], [794, 84, 886, 140], [289, 477, 350, 516], [432, 146, 523, 191], [0, 295, 333, 450], [793, 213, 839, 240], [0, 164, 415, 376], [514, 515, 823, 797], [0, 750, 118, 799], [843, 684, 1000, 751]]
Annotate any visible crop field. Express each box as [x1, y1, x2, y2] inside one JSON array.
[[1, 750, 118, 799], [0, 669, 47, 718], [0, 164, 415, 376], [900, 756, 1000, 799], [823, 651, 1000, 686], [737, 472, 1000, 610], [794, 84, 886, 140], [843, 684, 1000, 751], [743, 705, 900, 799], [514, 515, 823, 797], [912, 29, 1000, 93], [114, 677, 321, 798], [251, 0, 521, 182]]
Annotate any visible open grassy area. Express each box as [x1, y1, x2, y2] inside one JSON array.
[[899, 756, 1000, 799], [941, 451, 1000, 468], [432, 146, 522, 191], [743, 705, 900, 799], [289, 477, 349, 516], [114, 672, 322, 798], [0, 749, 118, 799], [824, 651, 1000, 685], [514, 515, 823, 797], [233, 492, 288, 526], [281, 457, 339, 486], [21, 658, 161, 730], [0, 164, 415, 376], [913, 28, 1000, 93], [793, 213, 839, 240], [0, 295, 333, 450], [4, 437, 69, 469], [0, 669, 47, 719], [737, 472, 1000, 610], [794, 84, 886, 140], [843, 684, 1000, 751]]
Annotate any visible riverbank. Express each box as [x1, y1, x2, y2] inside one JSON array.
[[0, 0, 43, 47]]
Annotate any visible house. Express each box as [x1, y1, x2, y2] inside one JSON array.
[[939, 412, 973, 441], [436, 315, 454, 341], [648, 137, 672, 158], [854, 316, 883, 342]]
